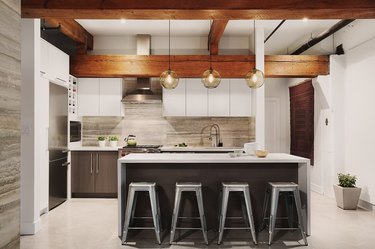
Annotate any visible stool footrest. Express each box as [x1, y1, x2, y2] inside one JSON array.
[[175, 227, 204, 230], [177, 216, 201, 220], [224, 227, 251, 230], [127, 227, 157, 230]]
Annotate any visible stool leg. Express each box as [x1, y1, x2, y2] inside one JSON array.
[[261, 187, 270, 231], [293, 189, 308, 246], [284, 192, 294, 228], [122, 187, 136, 244], [268, 188, 279, 245], [170, 188, 182, 244], [130, 192, 138, 227], [243, 187, 258, 245], [196, 188, 209, 245], [240, 193, 250, 228], [217, 188, 229, 245], [149, 187, 162, 245]]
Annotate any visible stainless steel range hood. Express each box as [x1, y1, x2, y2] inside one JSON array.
[[122, 35, 162, 104]]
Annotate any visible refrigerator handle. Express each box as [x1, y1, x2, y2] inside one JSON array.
[[96, 153, 99, 174], [90, 153, 93, 174]]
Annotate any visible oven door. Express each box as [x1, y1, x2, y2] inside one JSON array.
[[70, 121, 81, 142]]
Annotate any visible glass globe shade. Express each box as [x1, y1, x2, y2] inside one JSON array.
[[160, 70, 179, 89], [245, 68, 265, 88], [201, 69, 221, 88]]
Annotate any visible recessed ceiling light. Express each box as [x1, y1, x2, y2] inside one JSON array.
[[302, 17, 309, 22], [120, 19, 126, 24]]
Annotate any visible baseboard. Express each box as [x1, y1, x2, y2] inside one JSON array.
[[21, 219, 41, 235], [310, 183, 324, 194], [358, 199, 374, 211]]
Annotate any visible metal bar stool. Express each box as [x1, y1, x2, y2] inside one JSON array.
[[122, 182, 162, 245], [170, 182, 208, 245], [217, 182, 257, 245], [261, 182, 308, 246]]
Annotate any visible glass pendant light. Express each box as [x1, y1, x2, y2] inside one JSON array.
[[245, 21, 265, 88], [202, 20, 221, 89], [160, 20, 179, 89]]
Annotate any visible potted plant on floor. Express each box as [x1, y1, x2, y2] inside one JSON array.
[[98, 136, 106, 147], [333, 173, 361, 210], [108, 136, 119, 147]]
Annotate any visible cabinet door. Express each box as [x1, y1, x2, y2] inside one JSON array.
[[163, 78, 186, 116], [48, 44, 69, 85], [40, 39, 49, 78], [208, 79, 230, 116], [94, 152, 118, 194], [78, 78, 100, 116], [99, 78, 122, 116], [186, 78, 208, 116], [230, 79, 252, 116], [71, 152, 95, 194]]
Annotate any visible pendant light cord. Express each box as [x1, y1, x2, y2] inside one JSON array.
[[209, 20, 212, 71], [168, 20, 171, 71], [253, 20, 256, 69]]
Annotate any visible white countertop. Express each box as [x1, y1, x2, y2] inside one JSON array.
[[70, 146, 121, 151], [119, 153, 309, 164], [160, 146, 243, 152]]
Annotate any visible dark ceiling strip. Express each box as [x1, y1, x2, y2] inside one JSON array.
[[264, 20, 286, 43], [291, 19, 355, 55]]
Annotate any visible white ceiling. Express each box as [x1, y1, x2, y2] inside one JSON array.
[[76, 19, 340, 54]]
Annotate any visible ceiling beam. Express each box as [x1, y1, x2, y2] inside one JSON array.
[[22, 0, 375, 19], [70, 55, 329, 78], [44, 18, 94, 50], [209, 20, 229, 55]]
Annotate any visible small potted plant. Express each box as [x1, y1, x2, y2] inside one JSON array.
[[97, 136, 106, 147], [108, 136, 119, 147], [333, 173, 361, 210]]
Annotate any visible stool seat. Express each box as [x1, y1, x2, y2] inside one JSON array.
[[269, 182, 298, 188], [129, 182, 156, 187], [170, 182, 208, 245], [218, 182, 257, 245]]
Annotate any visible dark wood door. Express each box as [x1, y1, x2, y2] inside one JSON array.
[[290, 80, 314, 164], [94, 151, 118, 195], [71, 151, 95, 194]]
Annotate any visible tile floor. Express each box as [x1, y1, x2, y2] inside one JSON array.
[[21, 192, 375, 249]]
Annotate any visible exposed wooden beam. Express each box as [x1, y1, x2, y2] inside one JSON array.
[[70, 55, 329, 78], [22, 0, 375, 19], [209, 20, 229, 55], [44, 18, 94, 50]]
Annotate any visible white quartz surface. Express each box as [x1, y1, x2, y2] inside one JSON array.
[[71, 146, 121, 151], [119, 153, 309, 164], [160, 146, 243, 152]]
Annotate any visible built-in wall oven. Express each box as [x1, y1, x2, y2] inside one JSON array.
[[70, 121, 81, 142]]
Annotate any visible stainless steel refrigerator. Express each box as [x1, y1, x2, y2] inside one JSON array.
[[49, 83, 69, 210]]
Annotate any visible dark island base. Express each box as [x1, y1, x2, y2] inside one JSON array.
[[121, 163, 302, 232]]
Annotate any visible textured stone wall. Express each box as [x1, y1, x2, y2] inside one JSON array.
[[0, 0, 21, 248], [82, 103, 255, 147]]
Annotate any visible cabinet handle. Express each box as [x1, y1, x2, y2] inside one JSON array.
[[96, 153, 99, 174], [90, 153, 93, 174], [56, 77, 67, 83]]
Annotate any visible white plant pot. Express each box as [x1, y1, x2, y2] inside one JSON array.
[[333, 185, 361, 210], [98, 140, 106, 147], [110, 141, 118, 148]]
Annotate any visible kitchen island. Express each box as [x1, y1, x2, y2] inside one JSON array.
[[117, 153, 310, 237]]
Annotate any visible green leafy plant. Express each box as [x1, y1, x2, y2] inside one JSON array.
[[97, 136, 106, 141], [108, 136, 118, 141], [338, 173, 357, 188]]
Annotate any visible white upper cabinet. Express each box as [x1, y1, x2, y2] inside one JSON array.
[[78, 78, 123, 116], [99, 78, 123, 116], [208, 79, 230, 116], [162, 78, 252, 117], [163, 78, 186, 116], [40, 39, 69, 86], [40, 39, 49, 78], [230, 79, 252, 116], [78, 78, 100, 116], [186, 78, 208, 116]]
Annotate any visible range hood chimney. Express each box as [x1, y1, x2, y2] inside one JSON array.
[[122, 35, 162, 104]]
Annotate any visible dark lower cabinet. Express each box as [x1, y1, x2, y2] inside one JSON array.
[[71, 151, 117, 198]]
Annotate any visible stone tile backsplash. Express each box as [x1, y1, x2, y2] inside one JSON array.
[[82, 103, 255, 147]]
